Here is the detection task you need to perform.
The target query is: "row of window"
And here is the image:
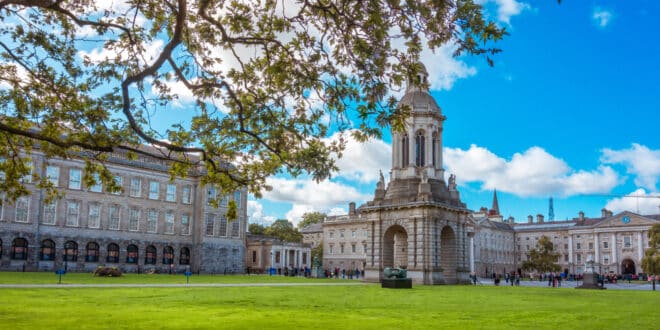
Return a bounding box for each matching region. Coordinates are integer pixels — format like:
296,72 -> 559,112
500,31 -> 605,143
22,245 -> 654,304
327,229 -> 367,239
328,243 -> 367,254
204,213 -> 241,237
400,131 -> 440,167
1,198 -> 192,235
2,238 -> 191,265
20,164 -> 244,208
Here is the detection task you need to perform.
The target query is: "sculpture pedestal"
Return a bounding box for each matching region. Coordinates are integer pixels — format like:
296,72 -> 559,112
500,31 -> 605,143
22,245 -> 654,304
576,273 -> 605,290
381,278 -> 412,289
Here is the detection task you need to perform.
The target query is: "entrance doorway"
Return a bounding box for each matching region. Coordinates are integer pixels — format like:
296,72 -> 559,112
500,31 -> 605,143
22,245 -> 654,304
621,259 -> 636,275
383,225 -> 408,269
440,225 -> 457,283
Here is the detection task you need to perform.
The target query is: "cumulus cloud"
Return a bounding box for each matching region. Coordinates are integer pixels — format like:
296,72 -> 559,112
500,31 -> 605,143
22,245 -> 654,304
420,44 -> 477,92
605,188 -> 660,215
444,144 -> 620,197
592,8 -> 614,28
601,143 -> 660,190
494,0 -> 531,24
247,200 -> 276,225
326,132 -> 391,183
262,177 -> 371,225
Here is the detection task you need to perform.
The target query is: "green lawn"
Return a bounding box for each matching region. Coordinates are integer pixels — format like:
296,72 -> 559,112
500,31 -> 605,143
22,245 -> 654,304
0,273 -> 656,329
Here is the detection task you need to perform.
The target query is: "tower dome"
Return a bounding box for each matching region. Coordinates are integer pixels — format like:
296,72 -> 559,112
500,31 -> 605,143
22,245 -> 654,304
399,63 -> 442,115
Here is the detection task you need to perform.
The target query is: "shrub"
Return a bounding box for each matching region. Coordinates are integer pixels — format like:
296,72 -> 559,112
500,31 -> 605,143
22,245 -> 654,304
94,266 -> 123,277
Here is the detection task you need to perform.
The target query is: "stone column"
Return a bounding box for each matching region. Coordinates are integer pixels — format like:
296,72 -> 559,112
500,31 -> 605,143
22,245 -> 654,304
611,233 -> 617,272
469,234 -> 475,273
568,235 -> 573,264
637,232 -> 643,261
594,234 -> 600,264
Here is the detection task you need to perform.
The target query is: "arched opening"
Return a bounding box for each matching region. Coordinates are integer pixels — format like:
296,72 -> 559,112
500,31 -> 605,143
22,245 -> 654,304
621,259 -> 636,275
432,131 -> 438,167
441,226 -> 457,284
145,245 -> 156,265
179,247 -> 190,265
64,240 -> 78,262
401,134 -> 409,167
86,242 -> 99,262
106,243 -> 119,263
11,237 -> 28,260
415,130 -> 425,167
40,239 -> 55,261
382,225 -> 408,269
126,244 -> 138,264
163,246 -> 174,265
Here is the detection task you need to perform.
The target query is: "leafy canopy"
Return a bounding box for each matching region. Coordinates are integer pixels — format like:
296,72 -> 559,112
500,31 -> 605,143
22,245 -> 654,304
641,223 -> 660,275
0,0 -> 506,202
521,235 -> 561,274
297,211 -> 326,229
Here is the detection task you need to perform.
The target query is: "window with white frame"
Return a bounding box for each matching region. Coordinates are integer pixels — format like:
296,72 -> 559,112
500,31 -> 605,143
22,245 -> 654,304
181,214 -> 190,235
340,244 -> 345,253
220,194 -> 229,207
88,203 -> 101,228
351,230 -> 356,238
165,211 -> 174,234
21,161 -> 32,183
129,208 -> 140,231
68,168 -> 82,189
576,242 -> 581,250
329,244 -> 333,254
233,191 -> 241,208
65,200 -> 80,227
603,241 -> 609,249
166,184 -> 176,202
15,196 -> 29,222
623,236 -> 632,248
218,216 -> 228,237
231,218 -> 240,237
108,205 -> 120,230
182,185 -> 192,204
129,178 -> 141,197
46,166 -> 59,186
147,209 -> 158,233
576,254 -> 582,263
112,175 -> 122,195
205,214 -> 215,236
42,200 -> 57,225
207,186 -> 216,205
89,173 -> 102,192
603,254 -> 610,264
351,244 -> 356,253
148,181 -> 159,200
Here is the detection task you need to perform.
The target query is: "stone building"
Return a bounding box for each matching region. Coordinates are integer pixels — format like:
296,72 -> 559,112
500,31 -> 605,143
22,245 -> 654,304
300,222 -> 323,249
245,234 -> 311,274
0,147 -> 247,274
320,65 -> 473,285
514,209 -> 659,276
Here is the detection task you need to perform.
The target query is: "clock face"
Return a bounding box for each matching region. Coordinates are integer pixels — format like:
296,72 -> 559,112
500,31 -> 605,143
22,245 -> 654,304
621,216 -> 631,224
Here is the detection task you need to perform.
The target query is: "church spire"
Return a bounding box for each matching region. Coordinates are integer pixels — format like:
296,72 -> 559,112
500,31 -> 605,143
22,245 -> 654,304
490,189 -> 500,216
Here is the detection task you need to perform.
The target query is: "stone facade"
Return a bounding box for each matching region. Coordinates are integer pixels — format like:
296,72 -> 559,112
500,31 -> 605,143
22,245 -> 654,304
245,235 -> 311,273
0,148 -> 247,274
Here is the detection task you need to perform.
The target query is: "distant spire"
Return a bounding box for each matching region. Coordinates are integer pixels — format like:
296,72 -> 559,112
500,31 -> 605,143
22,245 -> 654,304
548,197 -> 555,221
490,189 -> 500,216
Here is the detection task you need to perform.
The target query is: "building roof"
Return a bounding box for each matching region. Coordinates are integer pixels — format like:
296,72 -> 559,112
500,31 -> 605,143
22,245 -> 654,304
300,222 -> 323,233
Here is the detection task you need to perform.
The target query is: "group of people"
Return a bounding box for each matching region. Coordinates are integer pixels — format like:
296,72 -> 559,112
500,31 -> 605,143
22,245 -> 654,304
324,267 -> 363,279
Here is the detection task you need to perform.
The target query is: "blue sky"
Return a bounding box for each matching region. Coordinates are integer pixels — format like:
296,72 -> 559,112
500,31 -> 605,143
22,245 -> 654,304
248,0 -> 660,225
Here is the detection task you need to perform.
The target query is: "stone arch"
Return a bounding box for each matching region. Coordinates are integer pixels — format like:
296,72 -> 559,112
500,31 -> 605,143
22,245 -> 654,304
415,130 -> 426,167
621,258 -> 636,275
382,225 -> 408,269
441,225 -> 457,284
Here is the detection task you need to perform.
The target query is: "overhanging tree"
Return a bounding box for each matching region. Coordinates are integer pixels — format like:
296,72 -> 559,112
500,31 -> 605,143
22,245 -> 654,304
641,223 -> 660,291
522,235 -> 561,275
297,211 -> 326,229
0,0 -> 507,209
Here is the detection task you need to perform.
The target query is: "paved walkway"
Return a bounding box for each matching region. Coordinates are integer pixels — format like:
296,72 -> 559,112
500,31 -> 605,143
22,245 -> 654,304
0,282 -> 367,289
475,278 -> 658,291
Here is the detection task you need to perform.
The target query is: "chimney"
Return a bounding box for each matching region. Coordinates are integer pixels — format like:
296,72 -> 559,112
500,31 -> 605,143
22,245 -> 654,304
607,210 -> 613,217
507,216 -> 514,224
537,214 -> 544,223
349,202 -> 356,215
578,211 -> 585,221
527,215 -> 533,224
601,208 -> 609,218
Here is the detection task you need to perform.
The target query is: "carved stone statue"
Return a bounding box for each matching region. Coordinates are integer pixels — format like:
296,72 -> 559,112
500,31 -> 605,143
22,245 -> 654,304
448,174 -> 457,190
377,170 -> 385,190
420,170 -> 428,184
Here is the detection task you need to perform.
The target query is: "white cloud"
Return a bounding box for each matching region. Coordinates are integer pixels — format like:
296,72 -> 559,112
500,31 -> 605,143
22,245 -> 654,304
605,188 -> 660,215
592,8 -> 613,28
261,177 -> 371,225
78,39 -> 164,66
420,44 -> 477,91
247,200 -> 276,225
601,143 -> 660,190
494,0 -> 530,24
444,144 -> 620,197
326,132 -> 391,183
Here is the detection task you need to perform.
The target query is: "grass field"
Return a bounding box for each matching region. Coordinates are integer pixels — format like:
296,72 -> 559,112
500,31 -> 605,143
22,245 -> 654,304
0,273 -> 657,329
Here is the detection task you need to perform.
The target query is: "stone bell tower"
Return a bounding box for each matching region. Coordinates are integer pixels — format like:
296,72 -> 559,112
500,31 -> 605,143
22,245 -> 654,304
363,63 -> 471,285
